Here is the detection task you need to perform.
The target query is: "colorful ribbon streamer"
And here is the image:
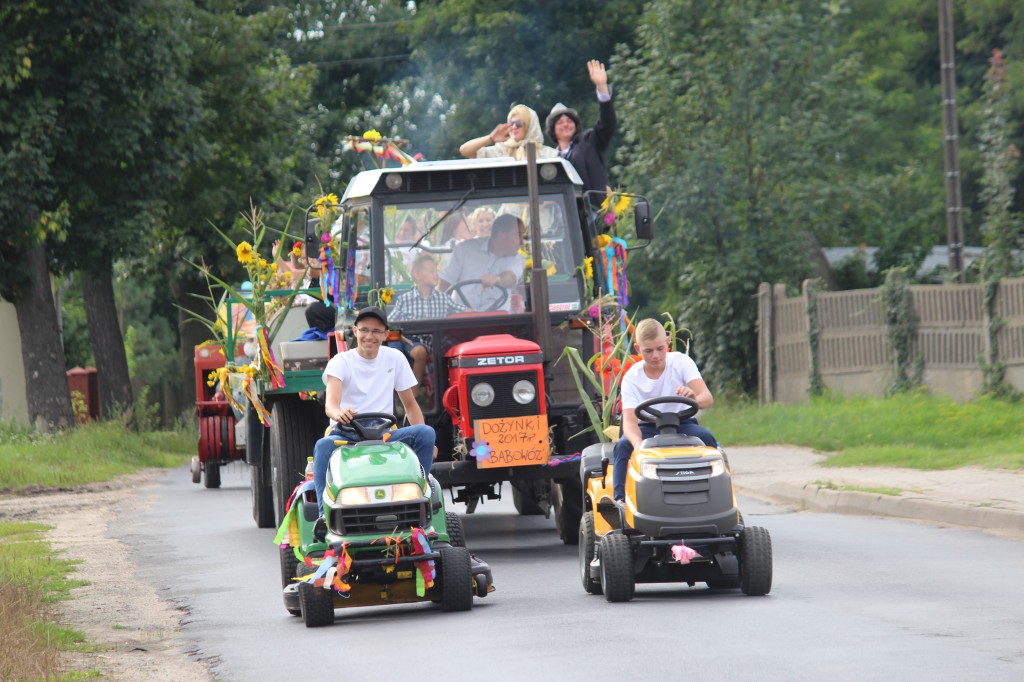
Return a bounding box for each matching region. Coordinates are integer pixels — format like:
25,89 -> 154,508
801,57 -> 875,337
256,326 -> 285,390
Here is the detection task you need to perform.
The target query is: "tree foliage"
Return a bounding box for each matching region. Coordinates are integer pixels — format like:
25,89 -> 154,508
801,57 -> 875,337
406,0 -> 646,158
613,0 -> 875,395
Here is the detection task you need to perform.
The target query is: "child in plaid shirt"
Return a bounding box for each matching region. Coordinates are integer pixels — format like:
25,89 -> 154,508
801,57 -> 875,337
388,253 -> 467,382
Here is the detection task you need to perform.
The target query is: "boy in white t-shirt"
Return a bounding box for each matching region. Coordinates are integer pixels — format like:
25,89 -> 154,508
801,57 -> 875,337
613,318 -> 717,501
311,306 -> 436,510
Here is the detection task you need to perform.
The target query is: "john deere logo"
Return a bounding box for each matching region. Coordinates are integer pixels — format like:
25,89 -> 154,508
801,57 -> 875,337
374,489 -> 386,500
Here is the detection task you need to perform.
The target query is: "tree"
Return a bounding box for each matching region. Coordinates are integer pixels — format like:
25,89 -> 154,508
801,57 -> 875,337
613,0 -> 875,395
406,0 -> 646,158
36,0 -> 200,424
156,2 -> 319,409
1,2 -> 74,430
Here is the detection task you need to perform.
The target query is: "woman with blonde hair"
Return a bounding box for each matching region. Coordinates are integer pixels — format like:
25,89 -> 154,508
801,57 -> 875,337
459,104 -> 558,161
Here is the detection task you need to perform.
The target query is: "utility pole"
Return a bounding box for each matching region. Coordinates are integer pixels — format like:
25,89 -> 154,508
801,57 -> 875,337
938,0 -> 965,283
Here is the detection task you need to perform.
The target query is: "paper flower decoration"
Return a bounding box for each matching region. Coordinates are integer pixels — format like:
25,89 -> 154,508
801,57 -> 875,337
470,439 -> 493,462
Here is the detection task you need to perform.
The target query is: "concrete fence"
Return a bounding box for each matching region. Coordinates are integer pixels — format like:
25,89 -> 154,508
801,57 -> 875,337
757,278 -> 1024,403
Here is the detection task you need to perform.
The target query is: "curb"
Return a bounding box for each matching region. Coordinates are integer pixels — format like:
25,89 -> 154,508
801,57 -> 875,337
737,482 -> 1024,536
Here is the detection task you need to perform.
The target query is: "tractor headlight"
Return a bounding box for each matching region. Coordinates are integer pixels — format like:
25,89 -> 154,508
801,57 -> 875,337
512,379 -> 536,404
471,382 -> 495,407
338,482 -> 425,506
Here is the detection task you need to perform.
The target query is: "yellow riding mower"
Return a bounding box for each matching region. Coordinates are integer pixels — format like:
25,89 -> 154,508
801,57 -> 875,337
579,396 -> 772,602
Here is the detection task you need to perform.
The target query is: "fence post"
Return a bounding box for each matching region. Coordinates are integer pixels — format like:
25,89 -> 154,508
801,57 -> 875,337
757,282 -> 774,404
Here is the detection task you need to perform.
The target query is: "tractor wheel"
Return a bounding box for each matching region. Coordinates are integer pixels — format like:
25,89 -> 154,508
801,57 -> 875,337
270,398 -> 325,527
251,436 -> 275,528
739,526 -> 773,596
280,546 -> 300,589
203,462 -> 221,489
438,545 -> 474,612
553,477 -> 582,546
445,511 -> 465,548
190,456 -> 201,484
296,563 -> 335,627
579,511 -> 602,595
599,534 -> 635,603
511,480 -> 545,516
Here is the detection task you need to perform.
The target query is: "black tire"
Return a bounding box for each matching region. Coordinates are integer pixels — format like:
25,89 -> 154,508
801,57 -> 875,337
599,534 -> 635,603
203,462 -> 221,489
739,526 -> 773,596
297,563 -> 335,627
280,546 -> 300,589
553,477 -> 582,546
511,480 -> 545,516
579,511 -> 602,595
270,398 -> 325,526
438,545 -> 474,612
251,435 -> 275,528
445,511 -> 465,548
190,456 -> 201,484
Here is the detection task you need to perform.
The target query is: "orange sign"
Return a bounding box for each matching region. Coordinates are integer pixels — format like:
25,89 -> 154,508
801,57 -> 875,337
473,415 -> 550,469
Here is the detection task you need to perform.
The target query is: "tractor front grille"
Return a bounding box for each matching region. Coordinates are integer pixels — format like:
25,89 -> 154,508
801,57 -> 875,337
329,501 -> 428,536
656,460 -> 714,504
467,371 -> 540,421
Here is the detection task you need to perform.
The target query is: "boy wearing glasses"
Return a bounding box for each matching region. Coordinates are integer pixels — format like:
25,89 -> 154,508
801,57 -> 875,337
311,306 -> 436,510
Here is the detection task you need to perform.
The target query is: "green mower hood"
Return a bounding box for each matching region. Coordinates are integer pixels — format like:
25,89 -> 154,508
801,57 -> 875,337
325,441 -> 425,496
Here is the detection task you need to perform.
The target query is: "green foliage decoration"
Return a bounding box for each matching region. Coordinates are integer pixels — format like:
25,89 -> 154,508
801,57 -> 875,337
805,279 -> 825,397
879,267 -> 923,395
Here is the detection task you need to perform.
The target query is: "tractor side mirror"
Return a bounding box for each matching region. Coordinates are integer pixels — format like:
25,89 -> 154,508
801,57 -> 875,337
634,200 -> 653,241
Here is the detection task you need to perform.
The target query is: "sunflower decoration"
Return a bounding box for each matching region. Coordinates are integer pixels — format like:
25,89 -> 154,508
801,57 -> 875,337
597,190 -> 635,234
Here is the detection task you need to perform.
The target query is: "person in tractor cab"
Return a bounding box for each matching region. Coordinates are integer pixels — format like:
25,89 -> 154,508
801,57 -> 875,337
612,318 -> 717,502
388,253 -> 466,383
311,306 -> 436,510
437,214 -> 526,312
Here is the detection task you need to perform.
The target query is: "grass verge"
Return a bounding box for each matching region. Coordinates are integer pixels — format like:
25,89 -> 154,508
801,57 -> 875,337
701,392 -> 1024,470
0,522 -> 90,681
0,419 -> 193,491
0,419 -> 192,678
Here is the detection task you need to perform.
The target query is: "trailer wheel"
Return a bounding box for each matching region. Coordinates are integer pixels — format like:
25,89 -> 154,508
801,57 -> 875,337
203,462 -> 221,489
739,526 -> 773,596
438,546 -> 473,612
251,437 -> 275,528
599,534 -> 635,603
511,480 -> 545,515
445,511 -> 465,548
270,398 -> 325,526
579,511 -> 602,595
553,477 -> 582,546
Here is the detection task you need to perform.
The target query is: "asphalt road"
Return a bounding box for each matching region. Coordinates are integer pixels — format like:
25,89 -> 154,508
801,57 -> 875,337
119,463 -> 1024,681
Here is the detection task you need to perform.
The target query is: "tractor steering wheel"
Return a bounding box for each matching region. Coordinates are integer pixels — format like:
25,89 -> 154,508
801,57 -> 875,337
447,278 -> 509,312
346,412 -> 399,442
634,396 -> 699,433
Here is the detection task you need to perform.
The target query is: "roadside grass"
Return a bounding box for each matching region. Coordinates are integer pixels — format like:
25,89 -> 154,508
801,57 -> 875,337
0,419 -> 192,679
0,419 -> 193,491
702,392 -> 1024,470
813,480 -> 903,496
0,521 -> 91,681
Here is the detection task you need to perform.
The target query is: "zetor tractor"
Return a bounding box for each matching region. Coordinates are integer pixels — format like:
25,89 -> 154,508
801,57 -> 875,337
281,154 -> 655,545
277,413 -> 493,627
579,396 -> 773,602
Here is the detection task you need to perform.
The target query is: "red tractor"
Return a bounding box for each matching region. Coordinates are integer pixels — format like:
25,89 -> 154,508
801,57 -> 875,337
191,342 -> 246,488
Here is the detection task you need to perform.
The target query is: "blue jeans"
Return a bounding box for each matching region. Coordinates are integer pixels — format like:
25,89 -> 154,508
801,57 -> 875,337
313,423 -> 435,510
612,418 -> 717,501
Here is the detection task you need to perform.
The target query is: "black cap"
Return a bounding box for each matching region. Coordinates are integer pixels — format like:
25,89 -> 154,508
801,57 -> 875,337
355,306 -> 388,328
